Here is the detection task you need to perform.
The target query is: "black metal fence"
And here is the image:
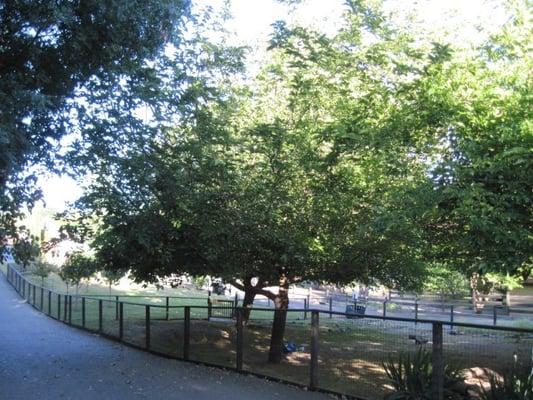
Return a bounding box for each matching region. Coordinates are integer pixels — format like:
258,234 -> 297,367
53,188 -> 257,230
4,264 -> 533,400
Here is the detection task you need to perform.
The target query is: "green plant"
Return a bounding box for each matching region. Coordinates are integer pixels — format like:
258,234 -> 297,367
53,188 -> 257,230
31,259 -> 56,286
191,276 -> 208,290
60,253 -> 97,295
382,349 -> 465,399
481,353 -> 533,400
387,303 -> 403,312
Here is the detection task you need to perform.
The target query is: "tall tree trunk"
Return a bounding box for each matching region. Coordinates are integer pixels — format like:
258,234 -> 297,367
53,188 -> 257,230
505,290 -> 511,307
242,286 -> 256,324
268,274 -> 289,364
471,272 -> 480,313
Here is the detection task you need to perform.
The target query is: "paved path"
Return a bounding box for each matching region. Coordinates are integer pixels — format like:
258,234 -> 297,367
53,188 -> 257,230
0,276 -> 330,400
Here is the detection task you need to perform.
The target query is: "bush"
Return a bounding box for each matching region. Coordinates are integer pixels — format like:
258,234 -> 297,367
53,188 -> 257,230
191,275 -> 208,290
481,353 -> 533,400
382,348 -> 465,400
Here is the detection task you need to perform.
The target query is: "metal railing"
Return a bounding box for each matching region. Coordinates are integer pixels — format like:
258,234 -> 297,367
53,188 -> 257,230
4,264 -> 533,400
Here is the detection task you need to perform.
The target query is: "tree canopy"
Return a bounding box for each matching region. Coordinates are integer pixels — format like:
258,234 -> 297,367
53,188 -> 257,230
3,0 -> 531,362
0,0 -> 192,245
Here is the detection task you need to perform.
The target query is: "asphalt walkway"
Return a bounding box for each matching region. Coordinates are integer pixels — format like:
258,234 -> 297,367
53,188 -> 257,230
0,275 -> 330,400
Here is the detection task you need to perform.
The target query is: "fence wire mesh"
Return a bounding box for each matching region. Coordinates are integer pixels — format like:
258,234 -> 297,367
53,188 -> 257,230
4,265 -> 533,400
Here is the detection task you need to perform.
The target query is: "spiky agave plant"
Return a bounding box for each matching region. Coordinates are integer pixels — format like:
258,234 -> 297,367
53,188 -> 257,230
382,348 -> 465,400
482,350 -> 533,400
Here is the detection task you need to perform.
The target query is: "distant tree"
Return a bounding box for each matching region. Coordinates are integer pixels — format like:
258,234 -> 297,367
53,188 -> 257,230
426,3 -> 532,310
423,264 -> 470,298
60,252 -> 97,295
100,269 -> 124,296
31,258 -> 56,286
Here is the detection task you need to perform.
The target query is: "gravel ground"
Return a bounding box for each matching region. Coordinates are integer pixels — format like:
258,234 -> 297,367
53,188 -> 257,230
0,276 -> 331,400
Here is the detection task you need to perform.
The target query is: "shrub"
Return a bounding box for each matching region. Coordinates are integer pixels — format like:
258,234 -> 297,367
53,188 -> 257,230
382,348 -> 465,400
481,353 -> 533,400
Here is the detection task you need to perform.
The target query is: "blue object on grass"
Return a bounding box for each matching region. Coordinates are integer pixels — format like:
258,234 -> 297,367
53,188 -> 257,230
282,341 -> 297,353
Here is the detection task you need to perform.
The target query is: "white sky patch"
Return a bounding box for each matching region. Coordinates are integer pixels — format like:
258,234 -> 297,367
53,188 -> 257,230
40,175 -> 82,211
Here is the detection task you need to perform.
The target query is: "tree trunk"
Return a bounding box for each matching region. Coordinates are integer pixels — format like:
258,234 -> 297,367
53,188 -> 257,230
268,274 -> 289,364
242,287 -> 256,324
471,272 -> 480,313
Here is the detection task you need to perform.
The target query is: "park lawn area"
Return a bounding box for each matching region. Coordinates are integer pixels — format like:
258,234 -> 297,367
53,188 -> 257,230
56,295 -> 533,400
21,267 -> 212,298
9,264 -> 533,399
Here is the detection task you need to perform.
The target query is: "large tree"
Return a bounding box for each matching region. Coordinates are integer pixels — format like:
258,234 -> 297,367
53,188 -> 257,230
0,0 -> 191,246
66,1 -> 445,363
423,3 -> 532,309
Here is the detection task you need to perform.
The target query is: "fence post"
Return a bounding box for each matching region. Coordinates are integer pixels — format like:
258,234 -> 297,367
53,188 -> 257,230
383,300 -> 387,317
165,297 -> 169,321
68,295 -> 72,324
57,293 -> 61,319
119,302 -> 124,340
183,306 -> 190,360
146,305 -> 151,350
415,301 -> 419,325
115,296 -> 119,320
304,298 -> 308,320
82,297 -> 86,328
40,287 -> 44,311
431,322 -> 444,400
329,296 -> 333,319
450,305 -> 454,332
64,295 -> 68,321
207,295 -> 212,321
493,307 -> 497,326
236,307 -> 243,371
48,291 -> 51,315
99,299 -> 103,333
310,310 -> 319,390
32,284 -> 36,306
234,292 -> 238,308
22,280 -> 25,298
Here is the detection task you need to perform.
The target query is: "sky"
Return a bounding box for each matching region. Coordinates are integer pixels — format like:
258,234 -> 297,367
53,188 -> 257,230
39,0 -> 509,211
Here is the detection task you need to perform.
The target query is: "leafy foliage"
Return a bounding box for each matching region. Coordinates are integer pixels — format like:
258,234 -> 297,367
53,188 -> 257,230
99,268 -> 125,295
481,353 -> 533,400
423,264 -> 470,297
59,252 -> 97,293
31,258 -> 56,285
0,0 -> 192,245
12,232 -> 40,269
382,349 -> 465,400
427,3 -> 532,281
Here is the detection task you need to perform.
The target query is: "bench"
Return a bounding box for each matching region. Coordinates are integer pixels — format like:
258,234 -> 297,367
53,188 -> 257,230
345,304 -> 366,318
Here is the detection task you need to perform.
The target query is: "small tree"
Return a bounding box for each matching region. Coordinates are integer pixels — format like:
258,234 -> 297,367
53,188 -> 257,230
101,269 -> 124,295
31,259 -> 56,286
60,253 -> 97,295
